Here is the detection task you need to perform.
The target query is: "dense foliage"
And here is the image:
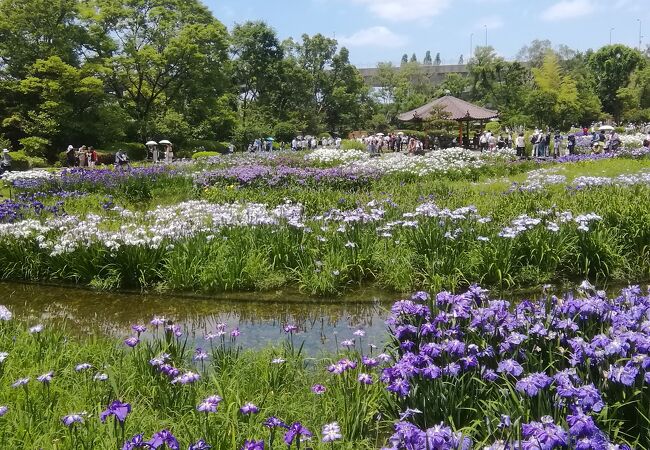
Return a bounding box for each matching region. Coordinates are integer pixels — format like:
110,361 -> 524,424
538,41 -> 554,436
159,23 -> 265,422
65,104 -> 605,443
0,0 -> 371,159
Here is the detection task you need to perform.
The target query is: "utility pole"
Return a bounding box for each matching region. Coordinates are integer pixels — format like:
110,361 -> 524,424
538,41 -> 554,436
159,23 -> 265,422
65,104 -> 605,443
609,27 -> 614,45
484,25 -> 488,47
638,19 -> 643,51
470,33 -> 473,60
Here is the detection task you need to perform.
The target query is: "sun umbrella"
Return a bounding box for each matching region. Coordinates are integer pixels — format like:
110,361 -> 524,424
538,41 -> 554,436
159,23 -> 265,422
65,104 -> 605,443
145,141 -> 158,146
599,125 -> 614,132
159,140 -> 171,145
266,137 -> 275,141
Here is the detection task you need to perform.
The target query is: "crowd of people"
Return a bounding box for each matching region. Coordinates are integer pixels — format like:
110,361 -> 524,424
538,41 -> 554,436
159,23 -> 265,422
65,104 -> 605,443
65,145 -> 99,168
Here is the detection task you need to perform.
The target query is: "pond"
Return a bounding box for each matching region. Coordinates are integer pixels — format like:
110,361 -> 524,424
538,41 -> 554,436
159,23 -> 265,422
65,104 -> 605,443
0,282 -> 397,353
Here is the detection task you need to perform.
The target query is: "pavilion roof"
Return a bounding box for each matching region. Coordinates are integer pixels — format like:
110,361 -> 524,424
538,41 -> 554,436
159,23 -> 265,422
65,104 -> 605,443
397,95 -> 499,122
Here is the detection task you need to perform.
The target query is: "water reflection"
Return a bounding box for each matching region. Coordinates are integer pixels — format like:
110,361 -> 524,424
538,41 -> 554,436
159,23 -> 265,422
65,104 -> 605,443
0,282 -> 396,353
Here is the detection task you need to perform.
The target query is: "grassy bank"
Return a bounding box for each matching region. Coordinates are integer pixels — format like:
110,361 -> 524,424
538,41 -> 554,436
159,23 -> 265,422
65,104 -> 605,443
1,153 -> 649,296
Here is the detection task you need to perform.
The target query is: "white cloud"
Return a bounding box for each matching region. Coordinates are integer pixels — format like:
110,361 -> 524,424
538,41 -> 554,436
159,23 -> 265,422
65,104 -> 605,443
351,0 -> 451,21
338,26 -> 408,48
476,15 -> 504,30
541,0 -> 594,21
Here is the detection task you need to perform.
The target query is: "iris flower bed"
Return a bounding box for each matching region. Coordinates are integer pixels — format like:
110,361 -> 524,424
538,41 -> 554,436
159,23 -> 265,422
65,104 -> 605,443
383,283 -> 650,449
0,180 -> 648,294
0,283 -> 648,448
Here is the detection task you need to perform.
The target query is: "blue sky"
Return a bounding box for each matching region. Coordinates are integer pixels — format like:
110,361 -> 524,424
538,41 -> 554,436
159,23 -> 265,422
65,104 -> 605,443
206,0 -> 649,67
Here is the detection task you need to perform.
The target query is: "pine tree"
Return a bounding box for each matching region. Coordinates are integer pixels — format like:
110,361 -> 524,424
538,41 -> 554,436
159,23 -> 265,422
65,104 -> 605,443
423,51 -> 432,65
410,53 -> 417,63
434,52 -> 441,65
401,54 -> 408,66
458,54 -> 464,64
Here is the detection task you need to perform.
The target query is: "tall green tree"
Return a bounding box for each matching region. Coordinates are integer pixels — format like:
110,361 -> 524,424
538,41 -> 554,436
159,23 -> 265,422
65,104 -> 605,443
231,21 -> 284,123
0,0 -> 84,78
401,54 -> 408,66
84,0 -> 232,141
423,51 -> 432,65
467,46 -> 505,105
434,53 -> 441,66
530,51 -> 580,129
589,44 -> 645,120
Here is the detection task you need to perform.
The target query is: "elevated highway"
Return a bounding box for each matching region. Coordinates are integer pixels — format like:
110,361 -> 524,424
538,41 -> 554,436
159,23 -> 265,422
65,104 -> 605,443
358,64 -> 469,87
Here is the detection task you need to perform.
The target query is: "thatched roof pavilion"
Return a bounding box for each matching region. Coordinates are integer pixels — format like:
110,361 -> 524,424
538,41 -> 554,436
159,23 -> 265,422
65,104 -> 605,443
398,95 -> 498,148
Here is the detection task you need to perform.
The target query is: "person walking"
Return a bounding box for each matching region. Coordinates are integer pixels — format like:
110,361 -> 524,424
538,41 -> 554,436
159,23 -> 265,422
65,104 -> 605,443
531,132 -> 540,158
515,133 -> 526,159
567,134 -> 576,155
88,146 -> 98,167
66,145 -> 76,167
115,149 -> 131,170
0,149 -> 12,175
553,132 -> 563,158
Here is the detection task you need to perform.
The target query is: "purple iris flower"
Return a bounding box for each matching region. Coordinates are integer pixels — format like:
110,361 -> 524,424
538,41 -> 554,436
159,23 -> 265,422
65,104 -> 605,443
75,363 -> 92,372
311,384 -> 326,394
0,406 -> 7,417
131,324 -> 146,334
358,373 -> 373,384
12,377 -> 30,388
516,372 -> 552,397
387,378 -> 410,397
147,429 -> 179,449
482,369 -> 498,381
171,371 -> 200,385
100,400 -> 131,423
283,324 -> 298,333
240,403 -> 260,415
522,416 -> 568,449
362,356 -> 378,367
241,440 -> 264,450
197,395 -> 223,413
37,371 -> 54,384
62,414 -> 84,427
263,416 -> 288,429
124,337 -> 139,348
575,384 -> 604,412
498,415 -> 511,429
284,422 -> 312,446
194,348 -> 209,361
188,440 -> 211,450
497,359 -> 524,377
122,433 -> 146,450
607,364 -> 638,386
567,412 -> 600,438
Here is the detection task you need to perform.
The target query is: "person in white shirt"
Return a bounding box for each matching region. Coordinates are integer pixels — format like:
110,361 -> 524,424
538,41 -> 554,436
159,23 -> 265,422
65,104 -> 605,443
515,133 -> 526,159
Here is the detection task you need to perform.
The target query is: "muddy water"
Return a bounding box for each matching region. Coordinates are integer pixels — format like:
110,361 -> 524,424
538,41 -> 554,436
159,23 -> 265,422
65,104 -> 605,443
0,282 -> 396,353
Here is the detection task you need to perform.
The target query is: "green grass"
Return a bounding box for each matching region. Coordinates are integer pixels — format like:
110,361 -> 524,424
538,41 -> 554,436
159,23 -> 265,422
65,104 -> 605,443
0,320 -> 391,449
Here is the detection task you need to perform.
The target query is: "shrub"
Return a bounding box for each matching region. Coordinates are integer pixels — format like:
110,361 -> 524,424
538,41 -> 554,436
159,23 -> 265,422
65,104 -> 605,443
8,151 -> 47,171
342,140 -> 365,151
185,140 -> 229,154
19,136 -> 50,158
484,121 -> 502,134
192,151 -> 221,159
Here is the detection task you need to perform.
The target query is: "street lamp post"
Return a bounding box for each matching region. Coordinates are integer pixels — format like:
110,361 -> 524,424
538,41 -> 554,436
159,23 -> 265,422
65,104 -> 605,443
638,19 -> 643,51
470,33 -> 473,59
484,25 -> 488,46
609,27 -> 614,45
